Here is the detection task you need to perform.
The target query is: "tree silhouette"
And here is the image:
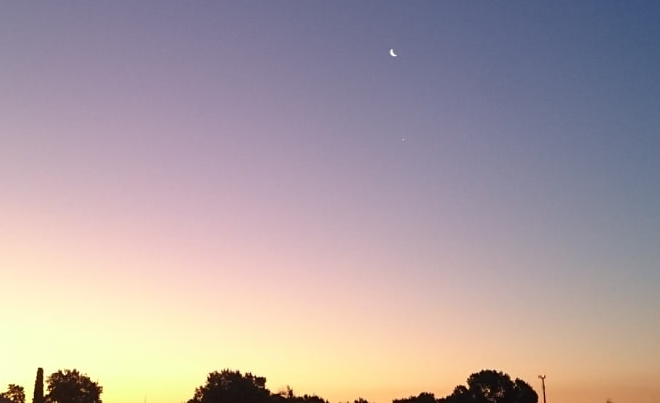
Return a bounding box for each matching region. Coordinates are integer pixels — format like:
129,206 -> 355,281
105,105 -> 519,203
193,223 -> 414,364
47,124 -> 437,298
512,379 -> 537,403
188,370 -> 271,403
33,368 -> 44,403
438,370 -> 537,403
394,392 -> 437,403
466,370 -> 515,403
297,395 -> 327,403
0,384 -> 25,403
276,386 -> 295,400
278,393 -> 327,403
45,370 -> 102,403
440,386 -> 470,403
271,385 -> 327,403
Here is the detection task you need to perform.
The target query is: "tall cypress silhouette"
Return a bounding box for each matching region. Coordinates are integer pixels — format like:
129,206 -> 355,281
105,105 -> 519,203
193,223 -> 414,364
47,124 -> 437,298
32,368 -> 43,403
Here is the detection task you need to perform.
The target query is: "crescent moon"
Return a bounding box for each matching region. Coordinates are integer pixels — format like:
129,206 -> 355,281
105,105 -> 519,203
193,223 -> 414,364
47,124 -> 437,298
389,48 -> 397,57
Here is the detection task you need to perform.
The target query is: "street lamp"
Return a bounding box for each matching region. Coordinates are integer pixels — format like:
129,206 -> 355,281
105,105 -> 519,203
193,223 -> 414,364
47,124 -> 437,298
538,375 -> 547,403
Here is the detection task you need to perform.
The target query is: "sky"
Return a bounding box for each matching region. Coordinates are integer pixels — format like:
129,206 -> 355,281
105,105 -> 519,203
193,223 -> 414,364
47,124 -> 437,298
1,1 -> 659,403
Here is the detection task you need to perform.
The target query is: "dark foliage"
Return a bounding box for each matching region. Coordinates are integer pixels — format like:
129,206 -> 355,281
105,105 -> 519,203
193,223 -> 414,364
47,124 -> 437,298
45,370 -> 102,403
512,379 -> 537,403
438,386 -> 470,403
33,368 -> 44,403
274,393 -> 328,403
394,392 -> 437,403
0,384 -> 25,403
440,370 -> 537,403
187,369 -> 271,403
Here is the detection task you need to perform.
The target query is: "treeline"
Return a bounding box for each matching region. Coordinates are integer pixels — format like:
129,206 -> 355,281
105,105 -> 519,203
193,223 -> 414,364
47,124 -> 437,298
1,367 -> 537,403
0,369 -> 99,403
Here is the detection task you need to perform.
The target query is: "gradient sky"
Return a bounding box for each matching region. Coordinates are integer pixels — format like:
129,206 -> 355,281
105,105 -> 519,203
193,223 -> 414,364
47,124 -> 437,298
1,2 -> 659,403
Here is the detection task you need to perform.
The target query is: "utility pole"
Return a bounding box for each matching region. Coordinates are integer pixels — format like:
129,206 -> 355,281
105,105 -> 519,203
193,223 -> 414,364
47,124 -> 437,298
538,375 -> 547,403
